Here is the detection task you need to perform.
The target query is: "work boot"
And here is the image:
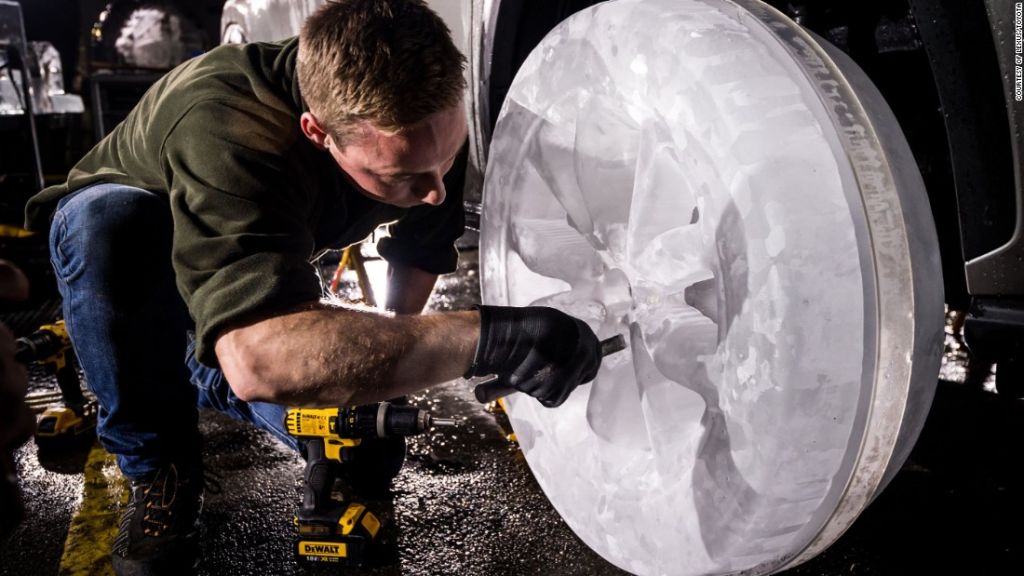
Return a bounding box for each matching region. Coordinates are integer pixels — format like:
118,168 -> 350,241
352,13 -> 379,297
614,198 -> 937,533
111,463 -> 204,576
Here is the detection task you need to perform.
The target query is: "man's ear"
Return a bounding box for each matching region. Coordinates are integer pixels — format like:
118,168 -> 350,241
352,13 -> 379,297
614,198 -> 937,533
300,112 -> 330,151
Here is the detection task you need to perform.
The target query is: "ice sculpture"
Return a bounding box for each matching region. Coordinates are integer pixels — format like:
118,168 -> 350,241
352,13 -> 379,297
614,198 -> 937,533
478,1 -> 944,575
113,6 -> 203,69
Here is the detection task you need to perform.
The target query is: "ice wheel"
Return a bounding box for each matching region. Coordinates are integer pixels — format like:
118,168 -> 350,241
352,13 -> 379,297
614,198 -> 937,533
479,1 -> 944,574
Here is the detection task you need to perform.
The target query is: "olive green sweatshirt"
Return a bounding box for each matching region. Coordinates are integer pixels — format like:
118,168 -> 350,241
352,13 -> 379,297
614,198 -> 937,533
25,38 -> 464,366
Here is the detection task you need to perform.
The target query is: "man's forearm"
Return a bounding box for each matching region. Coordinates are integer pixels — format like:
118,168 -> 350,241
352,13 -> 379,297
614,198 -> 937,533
215,304 -> 480,406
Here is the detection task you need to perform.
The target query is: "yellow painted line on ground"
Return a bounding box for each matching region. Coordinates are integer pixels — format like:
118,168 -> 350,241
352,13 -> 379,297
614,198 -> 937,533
58,442 -> 125,575
0,224 -> 36,238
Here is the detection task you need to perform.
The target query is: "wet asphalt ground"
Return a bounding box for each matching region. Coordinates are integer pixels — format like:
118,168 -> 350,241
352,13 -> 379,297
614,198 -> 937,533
2,238 -> 1023,575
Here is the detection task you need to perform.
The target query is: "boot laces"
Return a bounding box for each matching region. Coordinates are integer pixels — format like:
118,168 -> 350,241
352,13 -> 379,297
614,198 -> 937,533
112,463 -> 196,557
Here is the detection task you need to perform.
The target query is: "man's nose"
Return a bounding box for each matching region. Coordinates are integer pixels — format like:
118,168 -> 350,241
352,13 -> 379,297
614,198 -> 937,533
416,173 -> 446,206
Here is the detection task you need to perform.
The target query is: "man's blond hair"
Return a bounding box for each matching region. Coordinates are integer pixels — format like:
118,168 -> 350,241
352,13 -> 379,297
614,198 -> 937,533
297,0 -> 466,141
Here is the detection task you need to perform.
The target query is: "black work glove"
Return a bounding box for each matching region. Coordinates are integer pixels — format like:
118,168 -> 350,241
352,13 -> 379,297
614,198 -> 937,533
466,305 -> 601,407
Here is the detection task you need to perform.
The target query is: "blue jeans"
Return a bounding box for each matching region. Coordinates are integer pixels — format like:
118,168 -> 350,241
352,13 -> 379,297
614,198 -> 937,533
49,182 -> 297,480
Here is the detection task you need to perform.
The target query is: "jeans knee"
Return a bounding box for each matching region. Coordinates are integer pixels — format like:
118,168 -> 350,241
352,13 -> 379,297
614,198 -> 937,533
60,185 -> 169,243
51,184 -> 171,275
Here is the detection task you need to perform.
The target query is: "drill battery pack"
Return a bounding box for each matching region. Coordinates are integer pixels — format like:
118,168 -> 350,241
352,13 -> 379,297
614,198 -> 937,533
35,401 -> 98,445
294,501 -> 381,567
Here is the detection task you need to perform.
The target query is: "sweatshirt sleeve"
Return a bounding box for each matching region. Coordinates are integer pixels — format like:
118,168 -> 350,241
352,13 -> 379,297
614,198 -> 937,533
163,101 -> 323,367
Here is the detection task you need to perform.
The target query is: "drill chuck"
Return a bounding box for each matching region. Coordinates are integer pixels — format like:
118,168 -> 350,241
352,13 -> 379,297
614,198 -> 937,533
15,329 -> 66,364
337,402 -> 435,438
286,402 -> 453,441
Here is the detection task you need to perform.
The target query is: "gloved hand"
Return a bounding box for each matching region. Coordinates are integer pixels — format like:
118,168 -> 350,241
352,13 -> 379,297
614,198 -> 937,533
466,305 -> 601,407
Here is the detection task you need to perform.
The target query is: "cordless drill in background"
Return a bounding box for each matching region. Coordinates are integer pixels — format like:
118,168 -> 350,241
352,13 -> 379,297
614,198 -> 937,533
15,320 -> 97,444
285,402 -> 455,567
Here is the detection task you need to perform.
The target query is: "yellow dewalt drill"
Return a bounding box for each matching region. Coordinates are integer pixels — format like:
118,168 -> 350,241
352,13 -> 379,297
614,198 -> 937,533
284,402 -> 454,567
15,320 -> 97,443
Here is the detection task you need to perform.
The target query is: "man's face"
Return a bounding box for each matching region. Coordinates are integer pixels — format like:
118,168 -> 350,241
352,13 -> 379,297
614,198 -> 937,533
321,104 -> 466,208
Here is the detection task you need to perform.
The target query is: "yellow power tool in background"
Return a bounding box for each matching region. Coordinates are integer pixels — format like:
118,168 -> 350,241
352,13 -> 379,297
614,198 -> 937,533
15,320 -> 97,444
